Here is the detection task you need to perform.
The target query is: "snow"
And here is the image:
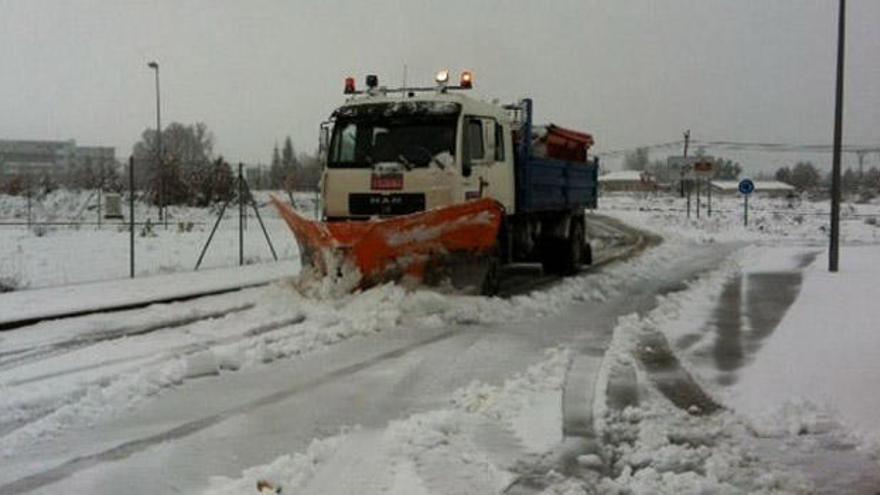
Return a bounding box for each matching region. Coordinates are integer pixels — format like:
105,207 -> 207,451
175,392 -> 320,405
732,246 -> 880,448
588,193 -> 880,492
0,189 -> 309,290
599,170 -> 648,182
1,240 -> 682,460
585,285 -> 814,494
600,192 -> 880,245
0,260 -> 298,326
384,209 -> 494,247
710,179 -> 794,192
203,347 -> 570,494
3,189 -> 880,493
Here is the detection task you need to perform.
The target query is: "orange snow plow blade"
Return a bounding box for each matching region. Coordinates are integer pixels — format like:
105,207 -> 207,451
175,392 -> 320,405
271,196 -> 504,292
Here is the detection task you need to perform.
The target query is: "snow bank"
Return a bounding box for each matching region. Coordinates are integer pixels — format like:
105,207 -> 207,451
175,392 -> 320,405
732,245 -> 880,454
583,264 -> 814,494
203,431 -> 352,495
203,347 -> 571,494
599,194 -> 880,246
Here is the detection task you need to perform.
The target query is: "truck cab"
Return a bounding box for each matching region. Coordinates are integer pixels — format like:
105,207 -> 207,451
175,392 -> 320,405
319,71 -> 598,277
321,78 -> 515,221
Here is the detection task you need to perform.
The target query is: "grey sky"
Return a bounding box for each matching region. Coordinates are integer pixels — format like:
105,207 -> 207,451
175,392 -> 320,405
1,0 -> 878,170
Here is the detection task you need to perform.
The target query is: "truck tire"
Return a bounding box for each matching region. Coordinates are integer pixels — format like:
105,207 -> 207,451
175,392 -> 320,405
582,241 -> 593,265
558,219 -> 584,276
481,255 -> 501,296
540,238 -> 562,275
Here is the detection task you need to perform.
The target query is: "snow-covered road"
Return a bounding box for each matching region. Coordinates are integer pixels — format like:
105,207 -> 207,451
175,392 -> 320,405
0,216 -> 738,494
4,194 -> 880,494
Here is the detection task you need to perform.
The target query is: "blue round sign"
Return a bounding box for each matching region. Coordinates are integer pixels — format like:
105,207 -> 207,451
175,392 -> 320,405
738,178 -> 755,195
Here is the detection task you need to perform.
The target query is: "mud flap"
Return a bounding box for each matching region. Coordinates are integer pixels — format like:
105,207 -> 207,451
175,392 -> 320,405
271,196 -> 504,292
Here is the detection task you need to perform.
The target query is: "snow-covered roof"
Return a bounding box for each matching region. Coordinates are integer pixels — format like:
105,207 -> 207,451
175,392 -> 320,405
599,170 -> 648,182
710,180 -> 795,191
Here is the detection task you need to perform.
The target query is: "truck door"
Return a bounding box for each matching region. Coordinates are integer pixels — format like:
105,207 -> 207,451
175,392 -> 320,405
461,117 -> 513,211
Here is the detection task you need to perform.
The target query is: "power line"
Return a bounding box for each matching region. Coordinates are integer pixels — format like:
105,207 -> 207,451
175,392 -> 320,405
593,141 -> 683,158
594,140 -> 880,157
693,140 -> 879,153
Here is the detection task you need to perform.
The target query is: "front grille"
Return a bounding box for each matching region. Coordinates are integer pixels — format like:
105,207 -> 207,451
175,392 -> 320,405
349,193 -> 425,216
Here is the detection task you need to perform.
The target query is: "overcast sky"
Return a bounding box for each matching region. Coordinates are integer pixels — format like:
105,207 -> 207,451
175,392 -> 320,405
1,0 -> 878,170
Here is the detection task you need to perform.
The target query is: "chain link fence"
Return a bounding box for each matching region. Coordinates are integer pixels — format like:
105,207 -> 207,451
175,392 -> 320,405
0,161 -> 317,292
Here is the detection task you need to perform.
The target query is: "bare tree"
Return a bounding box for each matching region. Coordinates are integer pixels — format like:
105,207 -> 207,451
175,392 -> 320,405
789,161 -> 821,191
623,147 -> 649,171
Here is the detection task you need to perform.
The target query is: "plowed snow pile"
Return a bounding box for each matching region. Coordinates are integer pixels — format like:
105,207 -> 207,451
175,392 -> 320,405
203,348 -> 571,494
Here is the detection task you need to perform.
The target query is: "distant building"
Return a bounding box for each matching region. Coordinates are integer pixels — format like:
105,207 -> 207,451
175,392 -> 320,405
0,139 -> 76,178
0,139 -> 115,180
74,146 -> 116,169
599,170 -> 657,192
709,180 -> 796,198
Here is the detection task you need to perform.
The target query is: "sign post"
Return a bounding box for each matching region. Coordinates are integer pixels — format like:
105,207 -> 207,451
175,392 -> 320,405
669,155 -> 715,220
692,159 -> 714,220
707,178 -> 712,217
738,178 -> 755,227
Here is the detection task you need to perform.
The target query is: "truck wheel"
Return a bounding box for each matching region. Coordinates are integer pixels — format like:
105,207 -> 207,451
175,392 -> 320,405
582,241 -> 593,265
481,256 -> 501,296
559,219 -> 584,276
540,238 -> 562,275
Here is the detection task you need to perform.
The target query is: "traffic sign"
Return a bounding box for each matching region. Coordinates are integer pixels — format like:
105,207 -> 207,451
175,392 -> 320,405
738,178 -> 755,195
668,155 -> 715,179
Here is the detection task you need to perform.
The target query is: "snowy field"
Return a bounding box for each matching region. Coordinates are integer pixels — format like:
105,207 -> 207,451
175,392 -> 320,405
0,190 -> 312,290
1,190 -> 879,494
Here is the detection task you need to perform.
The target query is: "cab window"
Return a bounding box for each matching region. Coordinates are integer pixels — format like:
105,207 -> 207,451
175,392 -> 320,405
466,119 -> 484,161
494,122 -> 505,161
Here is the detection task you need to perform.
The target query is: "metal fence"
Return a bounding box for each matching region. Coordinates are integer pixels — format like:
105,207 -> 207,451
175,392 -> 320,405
0,160 -> 316,292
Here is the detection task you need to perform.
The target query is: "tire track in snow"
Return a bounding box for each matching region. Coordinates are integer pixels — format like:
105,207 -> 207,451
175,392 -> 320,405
0,329 -> 460,495
0,303 -> 255,371
0,314 -> 305,443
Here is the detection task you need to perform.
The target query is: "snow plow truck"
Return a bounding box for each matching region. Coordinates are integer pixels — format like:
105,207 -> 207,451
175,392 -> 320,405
272,70 -> 599,295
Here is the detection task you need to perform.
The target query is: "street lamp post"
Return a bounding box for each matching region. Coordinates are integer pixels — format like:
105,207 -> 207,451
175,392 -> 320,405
829,0 -> 845,272
147,61 -> 165,227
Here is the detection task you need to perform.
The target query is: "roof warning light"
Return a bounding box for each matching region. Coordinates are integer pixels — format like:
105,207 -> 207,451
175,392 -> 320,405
460,71 -> 473,89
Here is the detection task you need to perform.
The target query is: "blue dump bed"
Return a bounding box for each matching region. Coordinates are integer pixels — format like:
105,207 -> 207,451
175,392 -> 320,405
513,99 -> 599,214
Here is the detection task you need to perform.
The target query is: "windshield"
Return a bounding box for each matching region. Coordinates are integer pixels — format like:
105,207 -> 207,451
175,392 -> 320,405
328,102 -> 459,169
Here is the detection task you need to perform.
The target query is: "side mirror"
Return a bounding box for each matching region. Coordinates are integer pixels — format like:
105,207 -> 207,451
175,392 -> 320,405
318,122 -> 331,160
461,119 -> 472,177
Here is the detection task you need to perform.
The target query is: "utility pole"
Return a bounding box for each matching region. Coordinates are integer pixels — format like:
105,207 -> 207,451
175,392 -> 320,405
683,130 -> 691,216
147,61 -> 165,228
239,162 -> 244,266
680,130 -> 690,198
856,150 -> 866,181
26,174 -> 32,229
829,0 -> 846,273
707,177 -> 712,217
129,156 -> 136,279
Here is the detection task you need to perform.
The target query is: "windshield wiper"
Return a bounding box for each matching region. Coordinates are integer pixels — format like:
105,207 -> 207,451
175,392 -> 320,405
397,154 -> 414,171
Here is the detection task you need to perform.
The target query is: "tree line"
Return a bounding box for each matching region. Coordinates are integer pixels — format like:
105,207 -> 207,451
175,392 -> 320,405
773,161 -> 880,197
620,146 -> 880,199
125,123 -> 321,206
1,122 -> 323,203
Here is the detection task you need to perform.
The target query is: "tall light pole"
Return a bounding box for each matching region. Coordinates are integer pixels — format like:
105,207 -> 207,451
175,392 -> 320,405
829,0 -> 846,272
147,61 -> 164,226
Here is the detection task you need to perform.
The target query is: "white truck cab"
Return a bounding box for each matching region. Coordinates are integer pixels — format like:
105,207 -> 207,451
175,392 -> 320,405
320,73 -> 516,220
316,71 -> 598,276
